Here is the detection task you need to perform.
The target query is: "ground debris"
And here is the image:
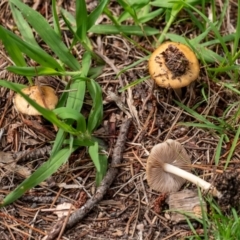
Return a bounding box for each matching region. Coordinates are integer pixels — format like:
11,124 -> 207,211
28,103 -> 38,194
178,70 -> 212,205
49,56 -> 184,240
166,189 -> 207,223
215,170 -> 240,211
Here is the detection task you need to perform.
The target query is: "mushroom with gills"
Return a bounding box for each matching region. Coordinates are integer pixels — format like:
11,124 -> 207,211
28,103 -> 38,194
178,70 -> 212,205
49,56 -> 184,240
13,85 -> 58,115
146,139 -> 222,198
148,42 -> 200,98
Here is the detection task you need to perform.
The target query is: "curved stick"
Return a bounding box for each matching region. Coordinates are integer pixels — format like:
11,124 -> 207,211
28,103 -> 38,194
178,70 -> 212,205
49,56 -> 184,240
45,118 -> 132,240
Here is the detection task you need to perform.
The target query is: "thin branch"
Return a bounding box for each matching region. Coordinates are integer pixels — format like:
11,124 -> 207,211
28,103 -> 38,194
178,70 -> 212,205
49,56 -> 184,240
44,117 -> 132,240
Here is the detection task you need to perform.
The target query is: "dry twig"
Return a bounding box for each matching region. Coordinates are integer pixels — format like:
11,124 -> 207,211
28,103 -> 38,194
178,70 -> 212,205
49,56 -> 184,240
44,117 -> 132,240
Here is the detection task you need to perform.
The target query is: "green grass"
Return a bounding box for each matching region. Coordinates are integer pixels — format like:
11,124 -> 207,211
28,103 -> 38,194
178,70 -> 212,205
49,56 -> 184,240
185,198 -> 240,239
0,0 -> 108,206
0,0 -> 240,238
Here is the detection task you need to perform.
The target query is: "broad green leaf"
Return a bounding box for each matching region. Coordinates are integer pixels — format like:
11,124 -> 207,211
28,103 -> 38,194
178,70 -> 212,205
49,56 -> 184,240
0,27 -> 26,67
10,0 -> 80,71
64,138 -> 94,147
0,80 -> 26,90
89,142 -> 108,186
7,66 -> 82,77
81,51 -> 92,77
89,24 -> 159,36
0,26 -> 63,70
95,153 -> 108,186
0,147 -> 75,206
10,3 -> 38,46
75,0 -> 87,41
7,66 -> 61,76
66,77 -> 86,112
54,107 -> 86,132
87,79 -> 103,133
89,141 -> 100,172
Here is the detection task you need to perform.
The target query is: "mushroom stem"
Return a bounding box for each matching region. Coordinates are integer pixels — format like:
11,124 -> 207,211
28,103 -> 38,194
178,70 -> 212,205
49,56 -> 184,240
163,163 -> 222,198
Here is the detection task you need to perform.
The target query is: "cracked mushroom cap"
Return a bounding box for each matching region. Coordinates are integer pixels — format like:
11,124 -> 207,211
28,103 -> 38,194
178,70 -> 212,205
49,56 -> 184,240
13,85 -> 58,116
146,139 -> 191,193
149,42 -> 200,89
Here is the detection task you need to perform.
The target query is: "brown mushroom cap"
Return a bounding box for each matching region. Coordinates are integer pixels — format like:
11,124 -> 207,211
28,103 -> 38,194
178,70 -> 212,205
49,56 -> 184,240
13,85 -> 58,116
146,139 -> 191,193
149,42 -> 200,89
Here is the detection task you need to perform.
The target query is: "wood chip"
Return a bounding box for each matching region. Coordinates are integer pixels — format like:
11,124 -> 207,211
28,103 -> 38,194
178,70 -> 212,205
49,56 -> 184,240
166,189 -> 207,223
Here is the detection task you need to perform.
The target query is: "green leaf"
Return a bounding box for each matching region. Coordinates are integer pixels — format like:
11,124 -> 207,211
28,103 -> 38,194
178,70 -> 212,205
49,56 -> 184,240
81,51 -> 92,77
157,2 -> 183,44
10,0 -> 80,71
10,3 -> 39,46
117,0 -> 139,24
66,77 -> 86,112
7,66 -> 61,76
50,129 -> 67,157
89,142 -> 101,172
87,0 -> 108,29
151,0 -> 202,8
0,147 -> 75,206
65,138 -> 94,147
165,33 -> 224,63
0,80 -> 80,135
89,24 -> 159,36
75,0 -> 87,42
52,0 -> 61,36
139,8 -> 163,23
89,142 -> 108,186
175,100 -> 224,133
95,153 -> 108,186
0,81 -> 26,90
0,27 -> 26,67
87,79 -> 103,133
54,107 -> 86,132
0,26 -> 63,70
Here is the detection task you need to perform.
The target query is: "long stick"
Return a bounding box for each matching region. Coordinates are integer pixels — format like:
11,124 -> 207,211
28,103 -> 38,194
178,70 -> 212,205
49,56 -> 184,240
45,117 -> 132,240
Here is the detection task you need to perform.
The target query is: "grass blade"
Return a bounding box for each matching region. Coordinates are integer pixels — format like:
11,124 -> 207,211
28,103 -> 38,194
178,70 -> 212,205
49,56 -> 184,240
0,147 -> 75,206
10,3 -> 38,46
10,0 -> 80,71
1,26 -> 63,70
52,0 -> 61,36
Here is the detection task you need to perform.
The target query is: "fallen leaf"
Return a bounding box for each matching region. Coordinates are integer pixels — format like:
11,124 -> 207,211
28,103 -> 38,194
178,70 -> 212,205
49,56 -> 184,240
53,203 -> 76,219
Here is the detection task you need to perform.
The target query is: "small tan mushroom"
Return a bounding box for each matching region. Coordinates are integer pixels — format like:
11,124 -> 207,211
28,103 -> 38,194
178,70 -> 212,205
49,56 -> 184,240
13,85 -> 58,115
148,42 -> 200,97
146,139 -> 222,198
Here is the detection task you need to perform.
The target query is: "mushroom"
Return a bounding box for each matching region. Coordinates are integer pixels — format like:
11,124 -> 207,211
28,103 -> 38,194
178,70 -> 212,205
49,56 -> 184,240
148,41 -> 200,97
146,139 -> 222,198
13,85 -> 58,115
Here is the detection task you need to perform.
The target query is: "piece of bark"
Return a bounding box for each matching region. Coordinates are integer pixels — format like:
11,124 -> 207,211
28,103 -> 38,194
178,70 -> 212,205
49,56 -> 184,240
44,117 -> 132,240
166,189 -> 207,223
